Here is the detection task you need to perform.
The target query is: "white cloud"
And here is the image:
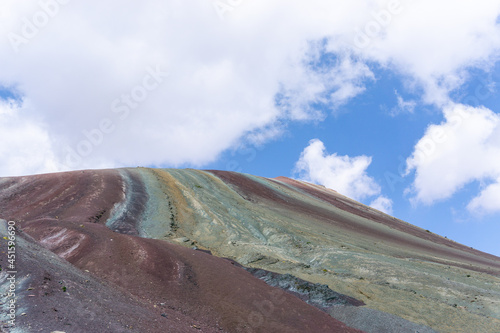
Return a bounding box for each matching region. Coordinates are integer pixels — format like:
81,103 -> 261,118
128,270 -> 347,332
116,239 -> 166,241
370,196 -> 393,215
0,1 -> 381,175
350,0 -> 500,105
390,90 -> 416,116
0,99 -> 61,176
276,48 -> 374,120
468,179 -> 500,214
0,1 -> 499,176
294,139 -> 381,201
405,103 -> 500,214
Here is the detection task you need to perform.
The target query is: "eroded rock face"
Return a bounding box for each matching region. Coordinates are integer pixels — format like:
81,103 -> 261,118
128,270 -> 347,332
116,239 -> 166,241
1,168 -> 500,333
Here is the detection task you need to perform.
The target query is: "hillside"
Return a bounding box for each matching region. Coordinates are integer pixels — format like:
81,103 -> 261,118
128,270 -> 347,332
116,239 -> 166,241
1,168 -> 499,332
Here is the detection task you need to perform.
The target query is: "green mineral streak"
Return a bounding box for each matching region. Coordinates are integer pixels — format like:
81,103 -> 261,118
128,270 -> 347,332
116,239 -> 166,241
135,168 -> 176,239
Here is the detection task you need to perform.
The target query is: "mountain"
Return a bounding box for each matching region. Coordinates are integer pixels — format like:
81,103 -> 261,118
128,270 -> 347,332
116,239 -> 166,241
0,168 -> 499,332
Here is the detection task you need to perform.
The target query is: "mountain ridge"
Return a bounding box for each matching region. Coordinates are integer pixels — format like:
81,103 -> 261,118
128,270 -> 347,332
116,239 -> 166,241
1,168 -> 499,332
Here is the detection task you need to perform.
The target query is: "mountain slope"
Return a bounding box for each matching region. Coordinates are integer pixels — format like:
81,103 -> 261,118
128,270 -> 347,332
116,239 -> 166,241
1,168 -> 499,332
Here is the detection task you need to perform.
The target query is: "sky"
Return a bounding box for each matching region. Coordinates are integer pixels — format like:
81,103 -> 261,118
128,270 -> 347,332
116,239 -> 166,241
1,1 -> 500,256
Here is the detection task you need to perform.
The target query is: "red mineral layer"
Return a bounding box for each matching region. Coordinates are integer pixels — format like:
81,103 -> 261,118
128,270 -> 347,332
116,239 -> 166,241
0,169 -> 123,224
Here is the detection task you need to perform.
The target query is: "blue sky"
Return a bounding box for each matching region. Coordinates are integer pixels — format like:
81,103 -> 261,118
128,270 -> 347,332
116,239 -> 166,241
1,1 -> 500,256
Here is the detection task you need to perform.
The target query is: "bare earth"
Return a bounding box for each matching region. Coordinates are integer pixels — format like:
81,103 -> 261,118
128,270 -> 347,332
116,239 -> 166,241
0,168 -> 499,332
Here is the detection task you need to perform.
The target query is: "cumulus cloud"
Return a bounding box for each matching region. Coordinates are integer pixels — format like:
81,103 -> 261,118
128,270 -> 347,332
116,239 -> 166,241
0,1 -> 380,175
405,103 -> 500,214
468,180 -> 500,214
370,196 -> 394,215
294,139 -> 381,201
0,1 -> 499,176
350,0 -> 500,105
